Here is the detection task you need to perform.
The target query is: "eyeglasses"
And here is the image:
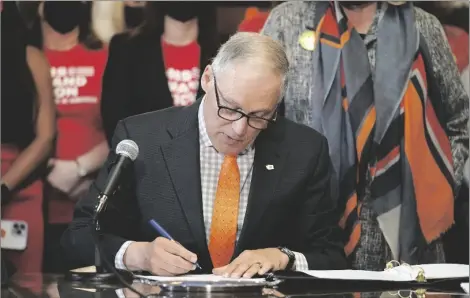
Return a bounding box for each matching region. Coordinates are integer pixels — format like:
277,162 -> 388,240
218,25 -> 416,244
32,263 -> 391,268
213,75 -> 277,130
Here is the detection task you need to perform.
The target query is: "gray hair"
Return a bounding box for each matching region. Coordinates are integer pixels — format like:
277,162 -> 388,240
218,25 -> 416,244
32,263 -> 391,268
211,32 -> 289,102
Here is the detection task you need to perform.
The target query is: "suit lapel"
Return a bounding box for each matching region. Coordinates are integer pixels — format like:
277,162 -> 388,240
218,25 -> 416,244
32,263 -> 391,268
235,125 -> 288,255
160,101 -> 209,260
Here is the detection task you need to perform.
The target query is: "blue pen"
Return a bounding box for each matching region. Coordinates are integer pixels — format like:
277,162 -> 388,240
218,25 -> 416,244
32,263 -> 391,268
148,219 -> 202,270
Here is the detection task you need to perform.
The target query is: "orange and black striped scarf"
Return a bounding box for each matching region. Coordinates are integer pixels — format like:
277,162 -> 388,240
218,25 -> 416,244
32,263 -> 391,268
310,1 -> 454,263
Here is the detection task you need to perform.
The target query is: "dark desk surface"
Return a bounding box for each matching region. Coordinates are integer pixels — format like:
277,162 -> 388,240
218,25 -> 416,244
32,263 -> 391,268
1,274 -> 468,298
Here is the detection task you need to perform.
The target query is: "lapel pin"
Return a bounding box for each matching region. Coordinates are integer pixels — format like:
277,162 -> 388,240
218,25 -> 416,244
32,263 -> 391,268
266,164 -> 274,170
299,30 -> 316,51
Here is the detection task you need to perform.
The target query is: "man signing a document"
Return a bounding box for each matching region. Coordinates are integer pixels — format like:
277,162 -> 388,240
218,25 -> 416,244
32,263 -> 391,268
62,32 -> 347,278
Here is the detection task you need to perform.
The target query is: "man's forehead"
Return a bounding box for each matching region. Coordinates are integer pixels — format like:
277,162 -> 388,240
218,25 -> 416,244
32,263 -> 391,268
216,63 -> 282,88
217,74 -> 281,98
216,74 -> 281,113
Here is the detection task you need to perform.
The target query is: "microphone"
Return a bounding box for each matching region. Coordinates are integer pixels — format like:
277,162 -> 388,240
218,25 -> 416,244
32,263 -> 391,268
67,139 -> 139,285
94,139 -> 139,216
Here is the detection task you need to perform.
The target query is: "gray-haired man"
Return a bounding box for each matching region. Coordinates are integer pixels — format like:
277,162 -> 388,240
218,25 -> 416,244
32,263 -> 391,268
62,32 -> 347,278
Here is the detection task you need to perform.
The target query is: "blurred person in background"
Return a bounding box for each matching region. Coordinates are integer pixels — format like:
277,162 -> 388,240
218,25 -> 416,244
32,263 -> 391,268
237,6 -> 271,33
1,1 -> 55,291
91,1 -> 146,45
263,1 -> 468,270
28,1 -> 109,273
100,1 -> 219,145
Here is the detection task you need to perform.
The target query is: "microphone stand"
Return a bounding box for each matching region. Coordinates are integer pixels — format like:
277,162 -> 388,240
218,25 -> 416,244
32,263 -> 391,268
65,192 -> 133,285
91,193 -> 110,278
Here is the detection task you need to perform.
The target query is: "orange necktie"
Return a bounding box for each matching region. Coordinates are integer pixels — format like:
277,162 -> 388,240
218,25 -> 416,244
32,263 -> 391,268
208,155 -> 240,268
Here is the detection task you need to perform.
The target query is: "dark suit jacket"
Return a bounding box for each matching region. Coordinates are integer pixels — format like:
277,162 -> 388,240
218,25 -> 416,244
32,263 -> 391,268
100,31 -> 218,146
62,100 -> 347,273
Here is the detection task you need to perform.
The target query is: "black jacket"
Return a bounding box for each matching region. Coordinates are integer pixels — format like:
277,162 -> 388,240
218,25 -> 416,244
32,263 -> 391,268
100,29 -> 218,145
62,100 -> 347,272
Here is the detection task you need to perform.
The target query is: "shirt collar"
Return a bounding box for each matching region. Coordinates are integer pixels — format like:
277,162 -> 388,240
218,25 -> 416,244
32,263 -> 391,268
198,97 -> 254,155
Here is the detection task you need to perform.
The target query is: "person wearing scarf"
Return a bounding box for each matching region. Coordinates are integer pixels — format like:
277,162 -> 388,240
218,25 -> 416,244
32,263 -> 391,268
262,1 -> 468,270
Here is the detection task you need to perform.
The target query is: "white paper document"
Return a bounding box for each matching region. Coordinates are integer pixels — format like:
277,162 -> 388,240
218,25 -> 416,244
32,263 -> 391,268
135,274 -> 267,284
461,282 -> 469,294
301,264 -> 469,282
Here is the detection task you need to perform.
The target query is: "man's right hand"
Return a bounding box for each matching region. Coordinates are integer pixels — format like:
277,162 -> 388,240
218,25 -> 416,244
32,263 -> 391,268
123,237 -> 198,276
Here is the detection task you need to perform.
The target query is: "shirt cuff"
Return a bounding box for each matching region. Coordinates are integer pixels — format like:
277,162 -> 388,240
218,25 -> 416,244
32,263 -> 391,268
292,251 -> 309,271
115,241 -> 134,270
115,289 -> 125,298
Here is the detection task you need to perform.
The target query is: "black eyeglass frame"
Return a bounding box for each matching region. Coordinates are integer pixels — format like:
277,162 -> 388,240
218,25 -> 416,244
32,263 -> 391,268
213,75 -> 278,130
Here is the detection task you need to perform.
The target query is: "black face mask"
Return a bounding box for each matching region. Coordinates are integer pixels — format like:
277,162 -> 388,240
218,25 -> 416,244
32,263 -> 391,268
338,1 -> 375,9
160,2 -> 200,22
43,2 -> 82,34
124,6 -> 144,29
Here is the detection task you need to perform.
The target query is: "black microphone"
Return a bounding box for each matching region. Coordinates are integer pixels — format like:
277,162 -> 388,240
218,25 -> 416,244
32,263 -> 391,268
94,139 -> 139,216
67,139 -> 139,285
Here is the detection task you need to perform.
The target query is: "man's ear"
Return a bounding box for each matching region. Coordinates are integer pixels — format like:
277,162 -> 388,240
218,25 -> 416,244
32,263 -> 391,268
200,65 -> 213,93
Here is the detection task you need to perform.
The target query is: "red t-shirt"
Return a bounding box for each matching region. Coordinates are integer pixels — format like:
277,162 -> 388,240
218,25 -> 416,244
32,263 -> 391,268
161,37 -> 200,106
45,44 -> 108,224
46,44 -> 108,159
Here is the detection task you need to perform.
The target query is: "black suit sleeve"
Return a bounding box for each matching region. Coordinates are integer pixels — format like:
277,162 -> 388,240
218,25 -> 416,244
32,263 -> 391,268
61,121 -> 142,268
101,34 -> 131,146
299,136 -> 348,270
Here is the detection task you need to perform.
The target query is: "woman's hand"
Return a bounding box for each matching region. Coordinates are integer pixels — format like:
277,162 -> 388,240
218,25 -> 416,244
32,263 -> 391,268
46,159 -> 82,194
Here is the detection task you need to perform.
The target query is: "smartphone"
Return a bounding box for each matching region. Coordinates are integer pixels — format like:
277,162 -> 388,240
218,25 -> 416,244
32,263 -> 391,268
1,220 -> 28,250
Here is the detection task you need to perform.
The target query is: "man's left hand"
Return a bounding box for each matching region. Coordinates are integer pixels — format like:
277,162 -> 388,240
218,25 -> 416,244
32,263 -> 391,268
212,248 -> 289,278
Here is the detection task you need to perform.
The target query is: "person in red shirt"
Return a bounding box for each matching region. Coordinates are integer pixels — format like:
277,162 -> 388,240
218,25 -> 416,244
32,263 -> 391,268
1,2 -> 55,292
238,7 -> 270,33
28,1 -> 109,273
100,2 -> 219,144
